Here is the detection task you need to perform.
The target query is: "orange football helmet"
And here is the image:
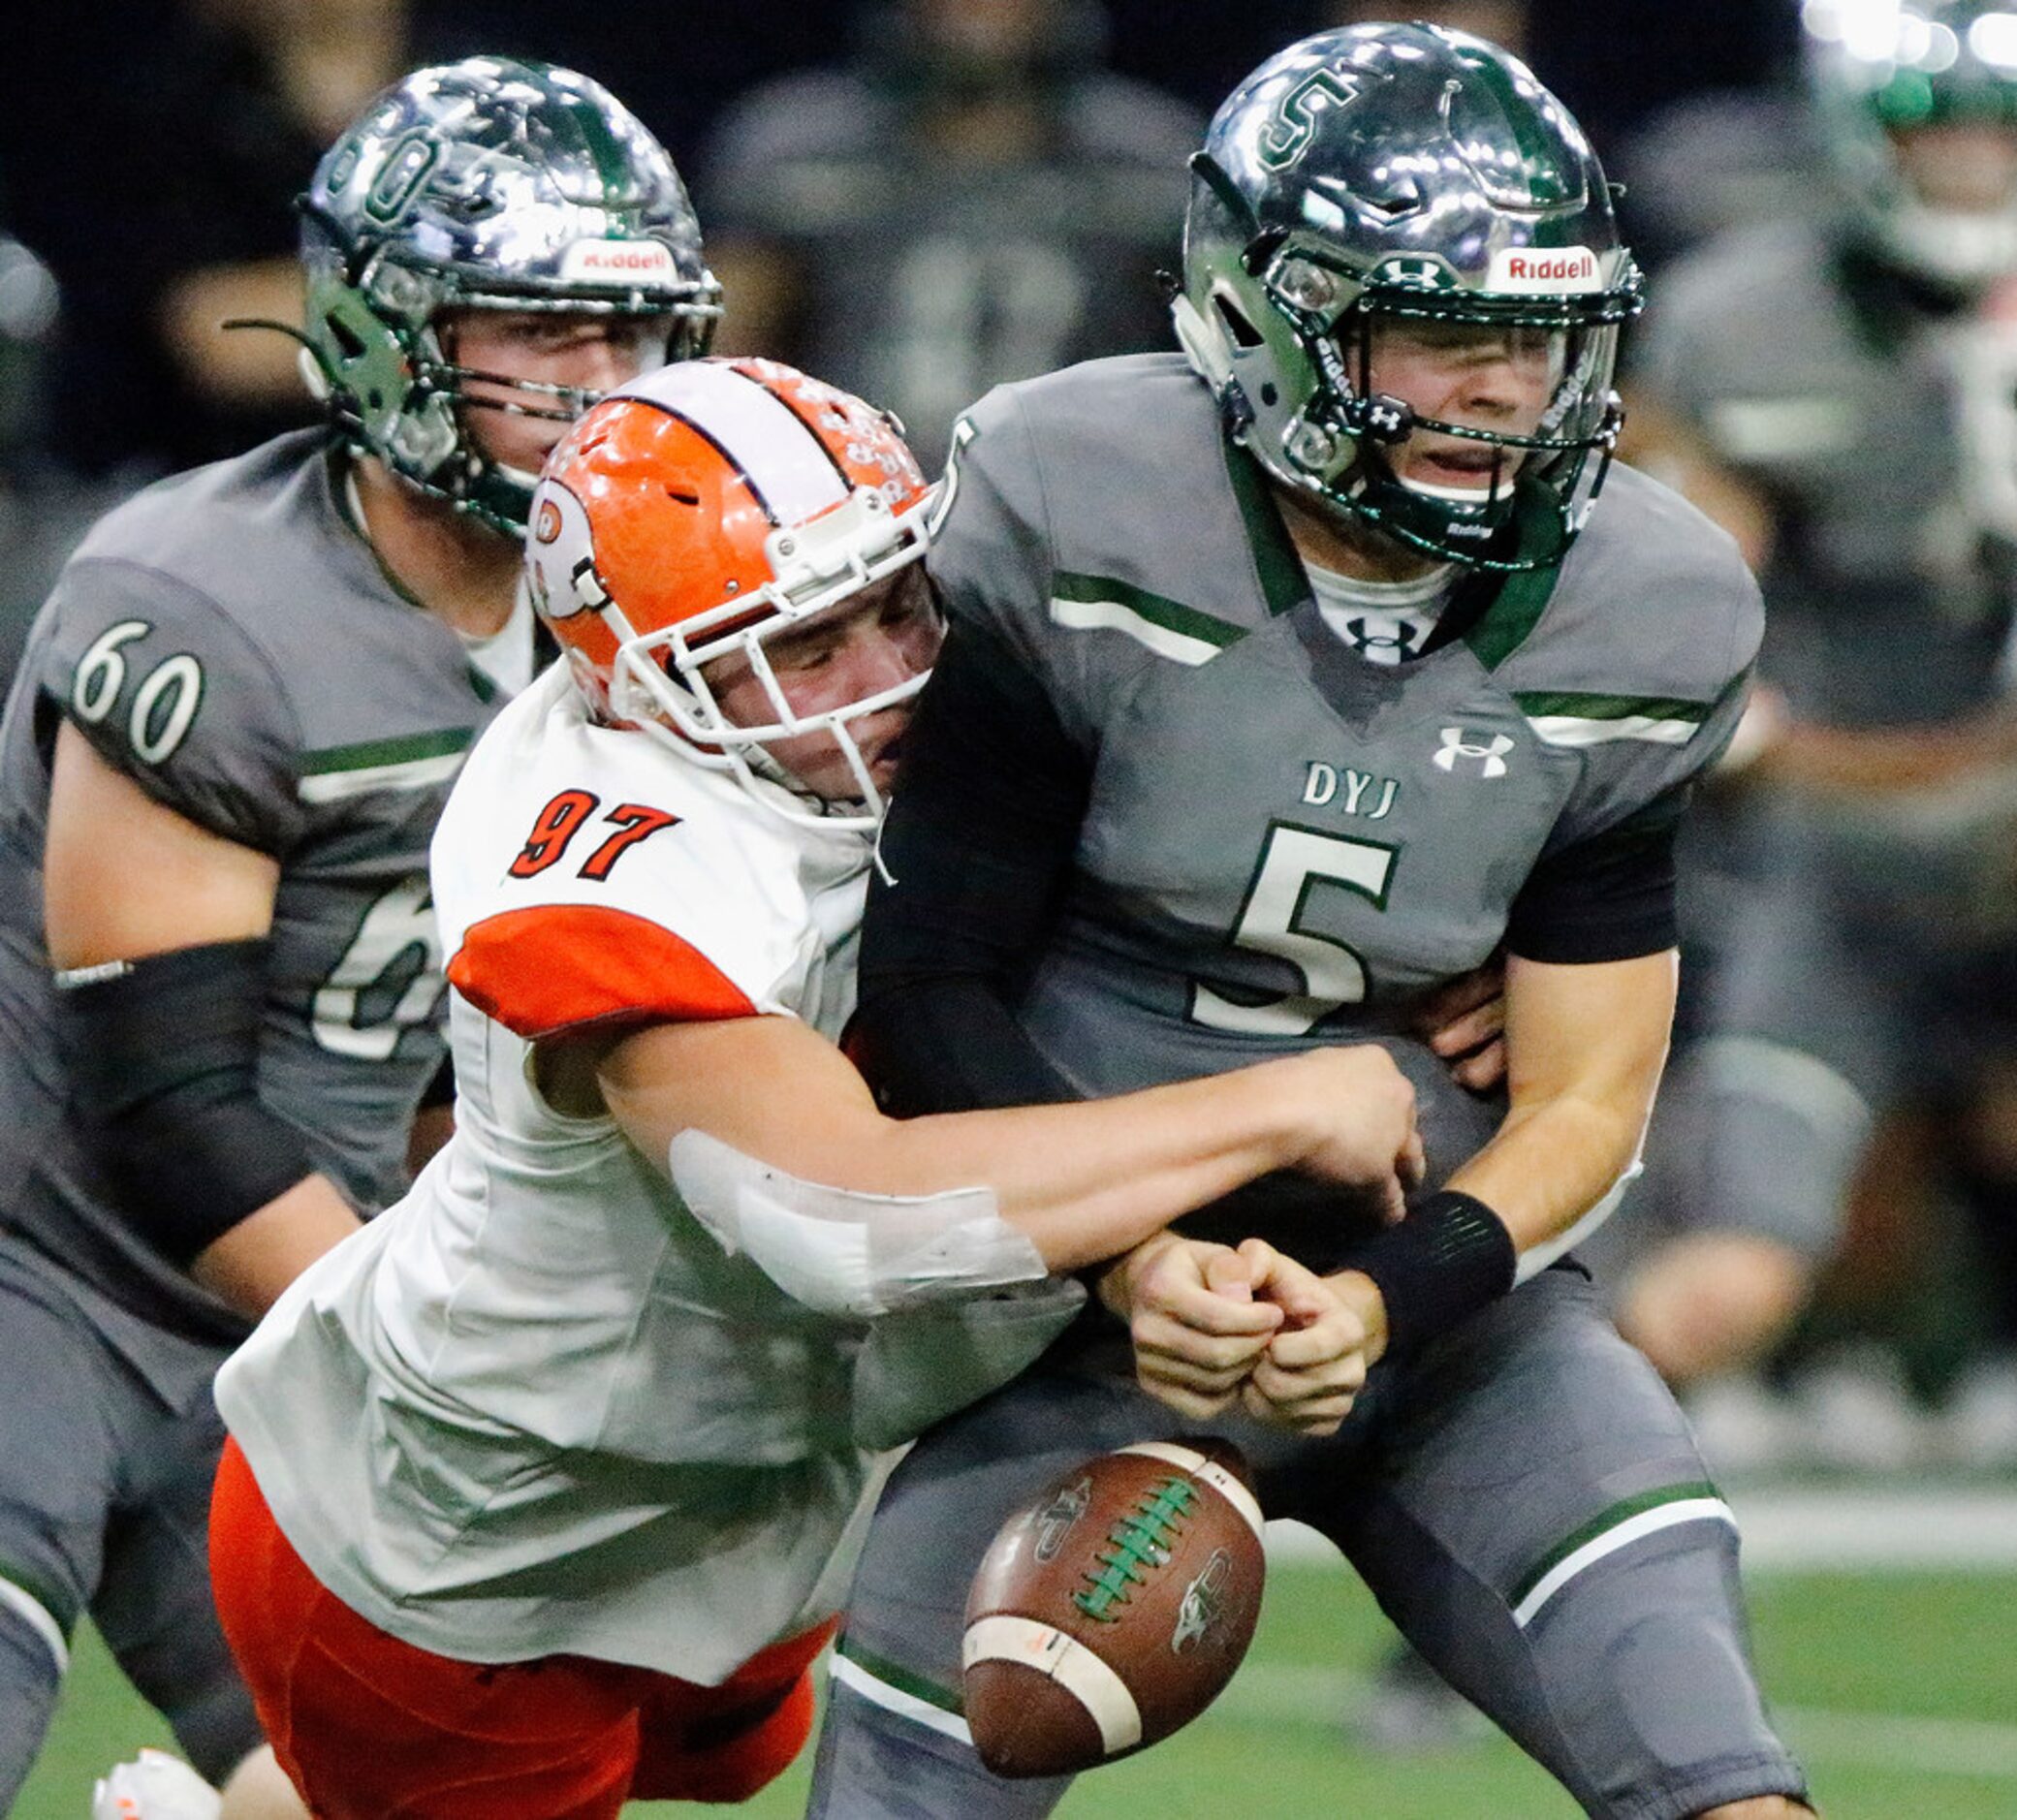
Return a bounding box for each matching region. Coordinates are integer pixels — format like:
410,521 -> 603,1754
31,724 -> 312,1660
524,357 -> 937,827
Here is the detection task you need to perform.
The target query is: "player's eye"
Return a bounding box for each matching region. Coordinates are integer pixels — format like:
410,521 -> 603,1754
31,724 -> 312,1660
508,319 -> 602,353
610,319 -> 675,361
770,633 -> 839,675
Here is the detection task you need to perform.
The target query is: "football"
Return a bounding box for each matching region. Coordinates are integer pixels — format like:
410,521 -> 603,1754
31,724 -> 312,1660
960,1437 -> 1267,1778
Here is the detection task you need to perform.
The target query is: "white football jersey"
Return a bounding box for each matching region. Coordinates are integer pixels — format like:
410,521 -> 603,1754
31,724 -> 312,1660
214,662 -> 888,1681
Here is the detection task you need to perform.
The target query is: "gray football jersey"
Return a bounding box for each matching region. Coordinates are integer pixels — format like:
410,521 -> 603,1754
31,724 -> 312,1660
926,355 -> 1758,1244
1634,217 -> 2016,728
0,430 -> 508,1390
703,69 -> 1196,468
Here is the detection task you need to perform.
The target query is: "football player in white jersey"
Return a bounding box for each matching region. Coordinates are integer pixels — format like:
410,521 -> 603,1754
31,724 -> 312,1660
12,57 -> 718,1820
205,356 -> 1424,1820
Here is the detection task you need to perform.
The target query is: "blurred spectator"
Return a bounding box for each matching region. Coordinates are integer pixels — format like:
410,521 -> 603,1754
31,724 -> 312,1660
699,0 -> 1199,465
1613,87 -> 1825,274
0,0 -> 407,480
0,229 -> 127,694
1608,0 -> 2017,1398
1322,0 -> 1529,54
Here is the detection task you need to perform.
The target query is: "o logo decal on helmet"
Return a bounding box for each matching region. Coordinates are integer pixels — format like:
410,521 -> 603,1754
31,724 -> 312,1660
362,130 -> 440,226
524,481 -> 607,620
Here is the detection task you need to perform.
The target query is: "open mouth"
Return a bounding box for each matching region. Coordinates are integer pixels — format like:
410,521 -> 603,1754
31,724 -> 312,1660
1402,440 -> 1517,500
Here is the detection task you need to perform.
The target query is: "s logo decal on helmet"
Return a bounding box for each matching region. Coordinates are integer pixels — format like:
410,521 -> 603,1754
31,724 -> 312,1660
1256,68 -> 1363,170
1174,25 -> 1644,571
529,359 -> 937,832
299,57 -> 721,534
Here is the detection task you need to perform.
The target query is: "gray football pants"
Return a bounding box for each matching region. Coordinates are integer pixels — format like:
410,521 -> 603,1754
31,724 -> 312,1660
808,1269 -> 1808,1820
0,1255 -> 259,1807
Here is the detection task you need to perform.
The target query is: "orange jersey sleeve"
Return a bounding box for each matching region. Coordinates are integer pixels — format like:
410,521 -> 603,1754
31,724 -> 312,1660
448,902 -> 758,1041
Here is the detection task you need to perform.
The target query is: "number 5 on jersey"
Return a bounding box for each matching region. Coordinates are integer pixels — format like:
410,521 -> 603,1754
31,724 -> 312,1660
510,791 -> 679,883
1191,822 -> 1397,1037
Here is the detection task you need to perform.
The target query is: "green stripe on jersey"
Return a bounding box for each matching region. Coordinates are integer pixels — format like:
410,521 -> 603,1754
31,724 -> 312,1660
1516,691 -> 1710,747
296,727 -> 475,802
1221,441 -> 1310,617
1462,540 -> 1560,670
836,1632 -> 964,1715
1510,1481 -> 1735,1628
1514,692 -> 1710,723
1050,572 -> 1245,666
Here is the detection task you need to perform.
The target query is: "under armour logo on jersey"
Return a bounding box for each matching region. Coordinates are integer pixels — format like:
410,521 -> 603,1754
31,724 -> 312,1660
1345,616 -> 1420,660
1434,727 -> 1514,777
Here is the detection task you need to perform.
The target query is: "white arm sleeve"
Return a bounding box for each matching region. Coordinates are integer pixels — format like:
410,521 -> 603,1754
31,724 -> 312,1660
669,1128 -> 1052,1319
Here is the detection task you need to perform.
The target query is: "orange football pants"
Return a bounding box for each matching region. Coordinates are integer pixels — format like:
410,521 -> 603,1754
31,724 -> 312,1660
209,1437 -> 833,1819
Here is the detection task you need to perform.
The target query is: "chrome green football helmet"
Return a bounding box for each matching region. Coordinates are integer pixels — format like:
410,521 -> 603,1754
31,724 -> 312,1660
1175,24 -> 1643,571
1805,0 -> 2017,288
300,57 -> 721,532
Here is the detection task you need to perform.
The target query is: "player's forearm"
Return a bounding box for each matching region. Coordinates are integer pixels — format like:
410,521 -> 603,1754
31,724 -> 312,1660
880,1063 -> 1327,1272
1315,1092 -> 1650,1368
1448,949 -> 1672,1255
601,1017 -> 1399,1277
1443,1092 -> 1651,1256
606,1009 -> 1417,1279
190,1175 -> 363,1318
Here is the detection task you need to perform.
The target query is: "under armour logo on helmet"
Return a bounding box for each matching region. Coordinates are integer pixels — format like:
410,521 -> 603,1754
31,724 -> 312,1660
1434,727 -> 1514,777
1344,392 -> 1413,444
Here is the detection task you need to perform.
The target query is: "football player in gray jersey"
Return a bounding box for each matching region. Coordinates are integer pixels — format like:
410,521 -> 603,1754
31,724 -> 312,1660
1609,0 -> 2017,1391
699,0 -> 1199,470
808,26 -> 1813,1820
0,56 -> 717,1819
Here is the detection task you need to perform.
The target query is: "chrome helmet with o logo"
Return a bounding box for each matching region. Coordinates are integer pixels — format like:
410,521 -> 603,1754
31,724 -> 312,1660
299,57 -> 721,532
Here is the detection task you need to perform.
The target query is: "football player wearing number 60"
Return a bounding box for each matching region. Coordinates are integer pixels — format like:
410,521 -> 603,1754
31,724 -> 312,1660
0,57 -> 720,1818
203,354 -> 1424,1818
807,24 -> 1814,1820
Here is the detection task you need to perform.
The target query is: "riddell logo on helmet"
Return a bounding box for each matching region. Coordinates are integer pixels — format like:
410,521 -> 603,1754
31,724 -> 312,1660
561,240 -> 676,280
1486,246 -> 1601,294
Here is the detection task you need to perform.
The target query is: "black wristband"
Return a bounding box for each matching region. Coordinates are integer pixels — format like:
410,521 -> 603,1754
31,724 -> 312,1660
1344,1190 -> 1517,1358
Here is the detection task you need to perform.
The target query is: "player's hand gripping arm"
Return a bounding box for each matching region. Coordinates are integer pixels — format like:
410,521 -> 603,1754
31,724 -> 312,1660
1098,1234 -> 1374,1435
585,1013 -> 1422,1288
1243,947 -> 1677,1412
44,724 -> 362,1317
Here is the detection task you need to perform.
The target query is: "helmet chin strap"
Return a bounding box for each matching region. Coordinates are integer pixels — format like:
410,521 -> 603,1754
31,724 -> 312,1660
1172,292 -> 1236,395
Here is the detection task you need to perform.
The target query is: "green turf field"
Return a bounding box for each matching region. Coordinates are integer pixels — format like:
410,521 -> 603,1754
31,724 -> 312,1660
18,1554 -> 2017,1819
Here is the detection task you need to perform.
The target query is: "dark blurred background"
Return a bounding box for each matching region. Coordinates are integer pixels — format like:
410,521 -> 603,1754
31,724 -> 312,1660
0,0 -> 1796,484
